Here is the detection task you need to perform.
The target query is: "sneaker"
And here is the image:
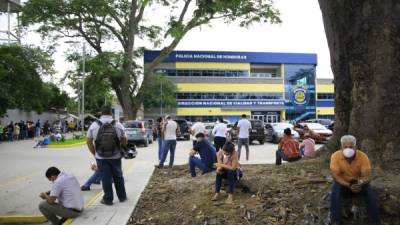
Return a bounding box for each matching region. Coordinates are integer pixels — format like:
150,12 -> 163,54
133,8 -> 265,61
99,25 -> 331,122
81,186 -> 90,191
211,193 -> 219,201
100,199 -> 113,206
225,194 -> 233,204
58,217 -> 68,225
119,197 -> 128,203
154,165 -> 164,169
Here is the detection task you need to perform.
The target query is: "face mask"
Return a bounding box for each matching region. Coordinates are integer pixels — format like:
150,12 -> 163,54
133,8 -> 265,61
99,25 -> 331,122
343,148 -> 355,158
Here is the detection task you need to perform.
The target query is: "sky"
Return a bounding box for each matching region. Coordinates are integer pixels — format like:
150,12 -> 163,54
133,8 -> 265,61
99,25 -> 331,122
0,0 -> 333,96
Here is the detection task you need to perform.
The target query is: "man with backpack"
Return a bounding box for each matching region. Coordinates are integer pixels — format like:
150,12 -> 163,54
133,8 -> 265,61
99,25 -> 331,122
86,105 -> 127,205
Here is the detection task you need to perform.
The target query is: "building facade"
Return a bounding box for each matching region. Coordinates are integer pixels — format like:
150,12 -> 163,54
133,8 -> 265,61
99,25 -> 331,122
144,50 -> 334,122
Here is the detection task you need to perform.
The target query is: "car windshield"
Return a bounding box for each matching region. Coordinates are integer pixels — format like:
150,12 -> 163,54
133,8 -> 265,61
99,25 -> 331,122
251,120 -> 263,127
306,123 -> 326,130
124,122 -> 143,128
272,123 -> 293,130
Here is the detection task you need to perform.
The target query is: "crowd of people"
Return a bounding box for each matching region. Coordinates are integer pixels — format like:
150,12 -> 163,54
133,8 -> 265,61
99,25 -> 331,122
33,109 -> 380,225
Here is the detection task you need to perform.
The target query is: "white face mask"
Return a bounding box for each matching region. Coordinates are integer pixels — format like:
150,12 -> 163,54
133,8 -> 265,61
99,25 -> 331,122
343,148 -> 355,158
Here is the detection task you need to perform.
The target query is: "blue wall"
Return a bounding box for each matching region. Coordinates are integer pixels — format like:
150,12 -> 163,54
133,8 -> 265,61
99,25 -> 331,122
144,50 -> 317,65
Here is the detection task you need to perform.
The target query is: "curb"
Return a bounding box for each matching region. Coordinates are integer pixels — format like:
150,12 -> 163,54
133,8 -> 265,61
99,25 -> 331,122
0,215 -> 47,224
47,141 -> 86,149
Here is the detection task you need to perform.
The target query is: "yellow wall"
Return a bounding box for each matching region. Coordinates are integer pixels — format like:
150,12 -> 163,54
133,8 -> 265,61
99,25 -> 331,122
316,107 -> 334,115
177,83 -> 284,93
177,108 -> 250,116
175,62 -> 250,70
316,84 -> 334,93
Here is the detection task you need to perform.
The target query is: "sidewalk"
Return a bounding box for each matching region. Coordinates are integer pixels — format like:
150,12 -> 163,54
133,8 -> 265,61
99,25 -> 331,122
70,160 -> 155,225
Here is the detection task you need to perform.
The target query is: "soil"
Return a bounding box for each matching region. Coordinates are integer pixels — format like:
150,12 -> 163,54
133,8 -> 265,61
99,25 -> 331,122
129,158 -> 400,225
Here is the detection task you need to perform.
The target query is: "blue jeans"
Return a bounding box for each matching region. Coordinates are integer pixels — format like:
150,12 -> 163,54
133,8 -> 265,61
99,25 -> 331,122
215,169 -> 242,193
330,182 -> 380,225
159,140 -> 177,168
96,158 -> 127,204
82,171 -> 102,188
7,132 -> 13,141
157,138 -> 163,161
275,150 -> 301,165
189,156 -> 212,177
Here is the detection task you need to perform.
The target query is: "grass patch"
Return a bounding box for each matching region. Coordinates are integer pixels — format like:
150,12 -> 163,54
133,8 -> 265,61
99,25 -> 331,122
48,137 -> 86,146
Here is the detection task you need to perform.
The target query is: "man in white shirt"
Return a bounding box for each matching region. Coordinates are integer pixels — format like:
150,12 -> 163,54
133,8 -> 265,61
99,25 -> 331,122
212,117 -> 227,152
157,115 -> 179,175
190,118 -> 206,146
39,167 -> 84,225
237,114 -> 252,160
86,105 -> 127,205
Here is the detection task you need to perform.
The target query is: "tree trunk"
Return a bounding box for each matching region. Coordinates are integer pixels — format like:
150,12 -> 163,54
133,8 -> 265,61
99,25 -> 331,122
319,0 -> 400,168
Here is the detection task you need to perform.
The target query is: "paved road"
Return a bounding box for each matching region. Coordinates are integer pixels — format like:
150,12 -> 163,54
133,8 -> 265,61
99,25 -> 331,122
0,137 -> 317,224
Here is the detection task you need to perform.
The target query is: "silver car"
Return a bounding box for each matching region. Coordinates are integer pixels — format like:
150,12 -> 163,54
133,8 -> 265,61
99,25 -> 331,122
124,120 -> 154,147
265,122 -> 300,143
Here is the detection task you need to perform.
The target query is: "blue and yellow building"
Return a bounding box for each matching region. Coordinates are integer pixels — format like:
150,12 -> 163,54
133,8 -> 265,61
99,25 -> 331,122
144,50 -> 334,122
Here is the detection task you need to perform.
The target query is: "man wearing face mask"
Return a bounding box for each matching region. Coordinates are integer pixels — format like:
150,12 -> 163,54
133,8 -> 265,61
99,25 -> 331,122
188,132 -> 217,177
330,135 -> 380,225
38,167 -> 84,225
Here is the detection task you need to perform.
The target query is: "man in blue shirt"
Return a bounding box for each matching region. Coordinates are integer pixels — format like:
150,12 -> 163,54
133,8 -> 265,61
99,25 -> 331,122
189,132 -> 216,177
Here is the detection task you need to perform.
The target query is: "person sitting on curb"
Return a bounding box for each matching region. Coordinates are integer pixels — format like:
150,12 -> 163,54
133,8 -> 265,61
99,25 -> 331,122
299,133 -> 316,157
33,135 -> 50,148
81,163 -> 102,191
189,132 -> 216,177
275,128 -> 301,165
212,141 -> 242,204
38,167 -> 84,225
330,135 -> 380,225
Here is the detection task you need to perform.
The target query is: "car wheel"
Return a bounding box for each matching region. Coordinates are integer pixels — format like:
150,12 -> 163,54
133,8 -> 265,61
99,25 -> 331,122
149,136 -> 153,144
143,137 -> 149,147
185,135 -> 190,141
273,135 -> 279,144
259,139 -> 265,145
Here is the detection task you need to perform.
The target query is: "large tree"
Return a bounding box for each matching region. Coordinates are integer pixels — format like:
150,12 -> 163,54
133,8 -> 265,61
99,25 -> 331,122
318,0 -> 400,168
0,45 -> 69,115
21,0 -> 281,119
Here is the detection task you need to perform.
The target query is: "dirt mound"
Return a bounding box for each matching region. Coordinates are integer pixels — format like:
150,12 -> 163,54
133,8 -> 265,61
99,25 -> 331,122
129,159 -> 400,225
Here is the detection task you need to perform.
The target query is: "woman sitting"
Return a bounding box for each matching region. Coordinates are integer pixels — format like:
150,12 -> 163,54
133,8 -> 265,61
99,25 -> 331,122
212,141 -> 242,204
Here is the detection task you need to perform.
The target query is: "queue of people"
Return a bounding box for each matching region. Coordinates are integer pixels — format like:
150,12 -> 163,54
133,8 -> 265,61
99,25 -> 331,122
32,109 -> 380,225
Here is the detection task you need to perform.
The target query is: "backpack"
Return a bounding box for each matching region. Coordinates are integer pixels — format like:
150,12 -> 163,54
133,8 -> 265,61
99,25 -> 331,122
95,120 -> 120,157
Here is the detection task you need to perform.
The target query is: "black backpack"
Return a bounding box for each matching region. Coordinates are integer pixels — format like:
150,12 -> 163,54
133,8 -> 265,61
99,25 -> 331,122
95,120 -> 120,157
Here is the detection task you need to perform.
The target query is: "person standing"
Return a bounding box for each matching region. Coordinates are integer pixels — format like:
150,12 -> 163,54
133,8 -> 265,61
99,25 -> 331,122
43,121 -> 50,136
0,121 -> 3,143
212,118 -> 227,152
190,117 -> 206,146
14,123 -> 20,141
38,167 -> 84,225
237,114 -> 252,161
7,122 -> 14,142
157,115 -> 179,176
155,117 -> 164,162
86,105 -> 127,205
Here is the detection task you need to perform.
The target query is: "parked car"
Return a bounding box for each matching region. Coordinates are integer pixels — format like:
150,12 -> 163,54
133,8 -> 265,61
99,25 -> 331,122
123,120 -> 154,147
174,119 -> 191,140
265,122 -> 300,143
306,119 -> 334,129
230,119 -> 266,144
294,122 -> 333,143
143,118 -> 156,140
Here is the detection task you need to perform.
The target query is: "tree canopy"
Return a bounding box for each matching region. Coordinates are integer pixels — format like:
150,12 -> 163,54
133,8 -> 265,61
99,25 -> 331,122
21,0 -> 281,119
0,45 -> 70,115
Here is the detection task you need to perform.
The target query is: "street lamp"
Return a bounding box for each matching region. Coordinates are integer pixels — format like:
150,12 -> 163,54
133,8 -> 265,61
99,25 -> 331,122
65,40 -> 86,134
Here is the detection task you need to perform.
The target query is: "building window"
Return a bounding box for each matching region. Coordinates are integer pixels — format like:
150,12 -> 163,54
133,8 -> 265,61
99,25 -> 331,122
153,69 -> 249,77
176,92 -> 284,100
317,93 -> 335,100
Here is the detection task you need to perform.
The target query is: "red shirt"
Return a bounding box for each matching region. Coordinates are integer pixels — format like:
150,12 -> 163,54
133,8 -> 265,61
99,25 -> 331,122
279,136 -> 300,158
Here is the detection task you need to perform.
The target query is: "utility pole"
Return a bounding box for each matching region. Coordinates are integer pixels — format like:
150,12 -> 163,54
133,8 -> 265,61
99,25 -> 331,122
160,78 -> 163,116
81,43 -> 86,134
